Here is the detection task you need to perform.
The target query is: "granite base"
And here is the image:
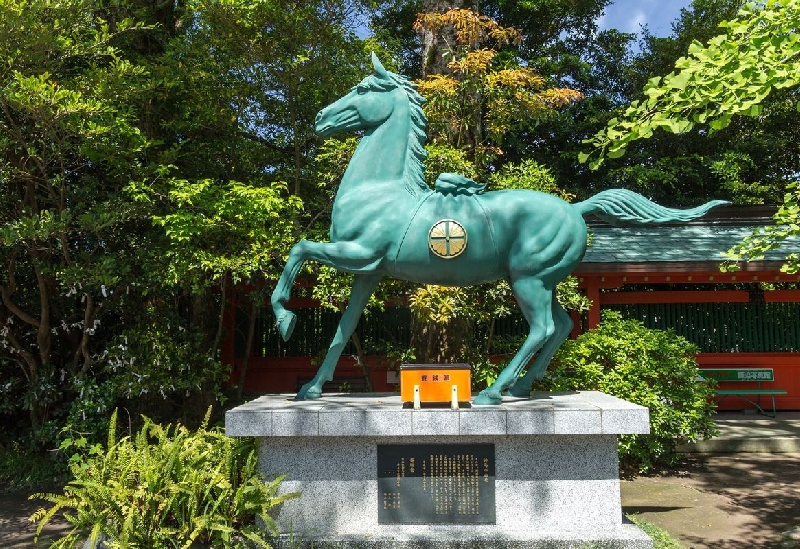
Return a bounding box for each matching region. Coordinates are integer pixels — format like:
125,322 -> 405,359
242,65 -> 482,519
225,391 -> 652,549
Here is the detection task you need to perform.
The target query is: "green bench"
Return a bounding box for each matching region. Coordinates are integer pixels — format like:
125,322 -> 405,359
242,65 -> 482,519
698,368 -> 787,417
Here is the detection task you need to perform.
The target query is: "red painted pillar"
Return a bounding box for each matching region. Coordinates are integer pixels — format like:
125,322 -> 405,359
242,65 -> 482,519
569,311 -> 582,338
585,278 -> 601,329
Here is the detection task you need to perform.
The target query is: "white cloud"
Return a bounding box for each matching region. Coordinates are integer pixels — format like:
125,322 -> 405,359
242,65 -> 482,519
625,10 -> 647,33
598,0 -> 690,37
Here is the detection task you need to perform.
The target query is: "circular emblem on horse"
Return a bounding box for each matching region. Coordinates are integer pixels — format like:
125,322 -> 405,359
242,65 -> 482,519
428,219 -> 468,259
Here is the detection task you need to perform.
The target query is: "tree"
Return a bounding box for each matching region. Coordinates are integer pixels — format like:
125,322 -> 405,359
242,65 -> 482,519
113,0 -> 376,424
418,0 -> 479,76
484,0 -> 611,89
509,0 -> 762,207
413,8 -> 582,171
582,0 -> 800,272
188,0 -> 371,201
369,0 -> 612,82
0,0 -> 372,441
0,0 -> 160,431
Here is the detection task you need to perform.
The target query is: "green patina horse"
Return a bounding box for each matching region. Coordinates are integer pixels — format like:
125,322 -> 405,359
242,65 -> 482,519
271,54 -> 727,405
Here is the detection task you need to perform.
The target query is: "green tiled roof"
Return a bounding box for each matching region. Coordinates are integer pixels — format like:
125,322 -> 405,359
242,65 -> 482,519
582,223 -> 799,265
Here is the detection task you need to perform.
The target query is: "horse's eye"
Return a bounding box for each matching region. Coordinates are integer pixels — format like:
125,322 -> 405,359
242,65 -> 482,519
356,85 -> 368,95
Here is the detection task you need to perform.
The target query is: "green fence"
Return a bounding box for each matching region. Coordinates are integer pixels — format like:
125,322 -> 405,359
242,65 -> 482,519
605,301 -> 800,353
234,306 -> 532,358
234,300 -> 800,358
235,306 -> 414,358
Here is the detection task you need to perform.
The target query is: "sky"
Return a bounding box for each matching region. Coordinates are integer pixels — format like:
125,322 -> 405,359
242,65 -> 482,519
597,0 -> 694,37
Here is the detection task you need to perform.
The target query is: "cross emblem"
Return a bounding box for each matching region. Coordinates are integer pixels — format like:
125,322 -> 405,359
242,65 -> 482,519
428,219 -> 468,259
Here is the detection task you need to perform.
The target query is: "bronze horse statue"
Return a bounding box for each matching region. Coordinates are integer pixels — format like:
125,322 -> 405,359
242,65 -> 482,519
271,55 -> 726,405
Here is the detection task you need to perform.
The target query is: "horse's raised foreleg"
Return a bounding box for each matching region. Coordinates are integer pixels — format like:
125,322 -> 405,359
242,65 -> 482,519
270,241 -> 308,341
508,300 -> 572,397
297,273 -> 381,400
270,239 -> 383,341
474,277 -> 554,406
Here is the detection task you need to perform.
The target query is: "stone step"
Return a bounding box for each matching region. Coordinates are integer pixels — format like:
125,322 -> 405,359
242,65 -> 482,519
678,412 -> 800,453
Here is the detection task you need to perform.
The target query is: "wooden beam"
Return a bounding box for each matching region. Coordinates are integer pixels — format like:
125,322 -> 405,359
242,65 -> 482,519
601,291 -> 751,304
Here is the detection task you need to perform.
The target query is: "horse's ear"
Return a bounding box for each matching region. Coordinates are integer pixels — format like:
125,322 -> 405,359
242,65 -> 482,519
371,52 -> 390,79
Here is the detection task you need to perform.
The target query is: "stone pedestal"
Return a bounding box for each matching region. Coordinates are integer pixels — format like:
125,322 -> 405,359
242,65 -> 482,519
225,391 -> 653,548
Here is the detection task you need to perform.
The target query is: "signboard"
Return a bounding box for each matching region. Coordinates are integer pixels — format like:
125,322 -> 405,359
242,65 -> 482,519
399,364 -> 471,404
377,443 -> 495,524
699,368 -> 775,382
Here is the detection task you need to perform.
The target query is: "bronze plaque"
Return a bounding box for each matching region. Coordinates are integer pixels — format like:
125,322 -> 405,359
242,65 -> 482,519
377,443 -> 495,524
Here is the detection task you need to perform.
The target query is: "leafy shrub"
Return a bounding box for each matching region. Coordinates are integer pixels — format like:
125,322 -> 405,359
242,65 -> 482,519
13,309 -> 231,456
535,311 -> 718,472
0,439 -> 69,492
31,409 -> 296,548
488,158 -> 574,201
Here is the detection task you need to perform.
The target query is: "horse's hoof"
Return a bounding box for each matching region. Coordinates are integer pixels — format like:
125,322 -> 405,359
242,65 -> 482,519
295,382 -> 322,400
277,311 -> 297,341
507,384 -> 532,398
473,389 -> 502,406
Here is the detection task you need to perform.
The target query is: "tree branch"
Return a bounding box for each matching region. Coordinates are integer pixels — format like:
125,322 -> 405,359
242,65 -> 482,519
34,260 -> 52,367
0,258 -> 41,328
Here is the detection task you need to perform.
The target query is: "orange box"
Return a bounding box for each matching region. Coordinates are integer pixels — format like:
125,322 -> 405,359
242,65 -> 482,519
399,364 -> 471,404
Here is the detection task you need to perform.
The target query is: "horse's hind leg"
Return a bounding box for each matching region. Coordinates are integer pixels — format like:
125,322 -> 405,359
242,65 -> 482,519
474,277 -> 554,406
297,273 -> 381,400
508,300 -> 572,397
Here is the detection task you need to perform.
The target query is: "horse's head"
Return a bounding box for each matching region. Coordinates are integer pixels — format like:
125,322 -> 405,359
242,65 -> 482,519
315,54 -> 407,137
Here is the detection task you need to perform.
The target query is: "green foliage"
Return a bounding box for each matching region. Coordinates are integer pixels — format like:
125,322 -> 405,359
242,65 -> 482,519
101,315 -> 228,403
537,311 -> 718,472
188,0 -> 370,200
31,409 -> 297,548
310,137 -> 360,236
555,275 -> 592,315
0,440 -> 69,492
725,183 -> 800,273
409,285 -> 471,325
424,143 -> 479,186
517,0 -> 756,208
488,158 -> 574,200
627,515 -> 686,549
145,179 -> 303,288
583,0 -> 800,168
413,8 -> 582,172
0,0 -> 160,432
708,152 -> 774,204
0,0 -> 372,442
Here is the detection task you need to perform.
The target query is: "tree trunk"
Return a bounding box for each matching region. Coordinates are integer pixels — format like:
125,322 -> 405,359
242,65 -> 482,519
420,0 -> 479,77
33,260 -> 52,372
236,298 -> 257,401
187,280 -> 227,418
348,330 -> 374,392
211,275 -> 228,360
410,316 -> 473,364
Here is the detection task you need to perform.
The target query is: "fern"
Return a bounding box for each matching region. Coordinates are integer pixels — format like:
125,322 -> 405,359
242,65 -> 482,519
30,407 -> 298,548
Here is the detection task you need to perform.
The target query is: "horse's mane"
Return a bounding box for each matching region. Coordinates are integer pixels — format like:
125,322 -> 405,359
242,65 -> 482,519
364,72 -> 429,197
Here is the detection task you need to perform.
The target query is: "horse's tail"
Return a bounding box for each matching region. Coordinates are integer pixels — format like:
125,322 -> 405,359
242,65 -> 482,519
573,188 -> 728,225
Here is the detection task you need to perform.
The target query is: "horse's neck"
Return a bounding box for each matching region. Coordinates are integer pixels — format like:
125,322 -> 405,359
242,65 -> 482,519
340,112 -> 409,194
